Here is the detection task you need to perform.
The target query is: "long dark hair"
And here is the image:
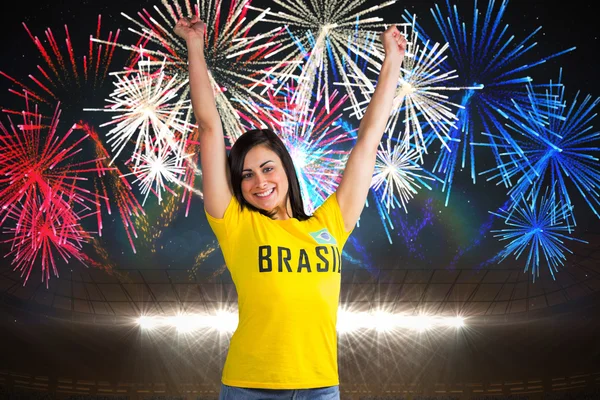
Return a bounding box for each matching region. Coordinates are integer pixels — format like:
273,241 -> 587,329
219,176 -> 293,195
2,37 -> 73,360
228,129 -> 310,221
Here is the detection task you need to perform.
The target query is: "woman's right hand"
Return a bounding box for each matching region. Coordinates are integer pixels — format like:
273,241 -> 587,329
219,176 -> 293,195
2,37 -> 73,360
174,15 -> 206,47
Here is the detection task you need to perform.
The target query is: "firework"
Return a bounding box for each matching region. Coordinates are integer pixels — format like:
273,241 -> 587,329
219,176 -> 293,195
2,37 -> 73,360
342,14 -> 481,160
88,236 -> 139,283
80,121 -> 145,253
2,185 -> 95,287
0,100 -> 110,229
0,100 -> 113,286
281,94 -> 353,213
84,53 -> 195,167
372,139 -> 440,213
189,240 -> 220,279
479,69 -> 600,230
122,132 -> 192,206
248,0 -> 403,115
490,187 -> 587,281
133,185 -> 184,253
0,16 -> 122,111
405,0 -> 575,205
370,138 -> 441,243
92,0 -> 282,144
130,127 -> 202,253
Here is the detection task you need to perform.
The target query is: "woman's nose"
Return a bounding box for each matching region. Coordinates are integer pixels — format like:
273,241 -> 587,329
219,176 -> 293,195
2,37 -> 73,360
255,174 -> 267,187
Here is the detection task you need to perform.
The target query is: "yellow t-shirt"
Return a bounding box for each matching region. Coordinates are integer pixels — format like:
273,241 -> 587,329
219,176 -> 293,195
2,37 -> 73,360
205,192 -> 353,389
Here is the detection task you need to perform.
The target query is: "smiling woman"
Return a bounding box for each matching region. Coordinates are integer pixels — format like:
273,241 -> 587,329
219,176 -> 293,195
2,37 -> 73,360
174,10 -> 408,396
231,129 -> 307,221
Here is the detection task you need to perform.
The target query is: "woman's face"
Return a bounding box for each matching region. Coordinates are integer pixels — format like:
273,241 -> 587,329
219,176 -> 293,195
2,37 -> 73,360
241,144 -> 290,214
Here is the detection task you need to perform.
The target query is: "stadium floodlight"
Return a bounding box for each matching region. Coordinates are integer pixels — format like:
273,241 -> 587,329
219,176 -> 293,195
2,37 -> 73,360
136,311 -> 466,334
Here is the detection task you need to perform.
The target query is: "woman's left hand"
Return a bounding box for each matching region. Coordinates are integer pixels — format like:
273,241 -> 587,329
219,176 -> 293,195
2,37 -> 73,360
380,25 -> 407,64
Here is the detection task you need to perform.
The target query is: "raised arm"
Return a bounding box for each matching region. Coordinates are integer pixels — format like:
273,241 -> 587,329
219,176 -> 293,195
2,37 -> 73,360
336,26 -> 407,232
175,16 -> 232,219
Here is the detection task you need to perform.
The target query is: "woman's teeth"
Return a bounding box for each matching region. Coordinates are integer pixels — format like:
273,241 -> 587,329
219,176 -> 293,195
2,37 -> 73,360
256,188 -> 274,197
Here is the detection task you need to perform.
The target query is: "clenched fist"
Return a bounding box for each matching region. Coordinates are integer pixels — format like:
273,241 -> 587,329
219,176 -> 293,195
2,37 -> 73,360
174,15 -> 206,47
380,25 -> 407,64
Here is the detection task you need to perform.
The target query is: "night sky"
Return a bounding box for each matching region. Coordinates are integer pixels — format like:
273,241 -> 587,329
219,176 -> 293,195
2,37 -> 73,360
0,0 -> 599,289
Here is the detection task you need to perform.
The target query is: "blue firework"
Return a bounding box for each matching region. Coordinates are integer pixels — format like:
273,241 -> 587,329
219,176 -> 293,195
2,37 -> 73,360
404,0 -> 575,206
391,197 -> 436,260
480,69 -> 600,230
490,187 -> 587,281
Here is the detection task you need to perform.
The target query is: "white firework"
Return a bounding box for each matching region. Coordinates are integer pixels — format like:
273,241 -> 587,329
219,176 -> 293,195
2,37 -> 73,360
247,0 -> 405,115
341,14 -> 483,158
123,134 -> 192,206
93,0 -> 282,144
85,53 -> 194,166
371,138 -> 439,213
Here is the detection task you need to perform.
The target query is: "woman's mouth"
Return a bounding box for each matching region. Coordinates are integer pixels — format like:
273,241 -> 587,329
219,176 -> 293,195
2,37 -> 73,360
255,188 -> 274,199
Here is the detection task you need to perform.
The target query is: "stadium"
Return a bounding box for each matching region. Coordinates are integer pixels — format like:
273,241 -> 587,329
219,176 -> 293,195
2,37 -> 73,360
0,0 -> 598,399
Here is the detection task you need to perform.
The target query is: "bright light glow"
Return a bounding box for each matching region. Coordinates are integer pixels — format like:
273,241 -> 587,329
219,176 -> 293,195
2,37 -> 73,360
136,311 -> 466,334
372,310 -> 396,332
137,316 -> 161,330
168,315 -> 205,333
449,316 -> 465,328
213,311 -> 240,333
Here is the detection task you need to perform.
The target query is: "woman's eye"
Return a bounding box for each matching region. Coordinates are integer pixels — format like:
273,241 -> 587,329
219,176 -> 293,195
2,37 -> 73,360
243,173 -> 252,179
264,167 -> 273,173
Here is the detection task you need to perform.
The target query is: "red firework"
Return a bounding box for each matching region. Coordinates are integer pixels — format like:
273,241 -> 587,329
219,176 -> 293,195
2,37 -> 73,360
0,100 -> 112,221
2,187 -> 95,287
0,15 -> 136,109
0,100 -> 113,286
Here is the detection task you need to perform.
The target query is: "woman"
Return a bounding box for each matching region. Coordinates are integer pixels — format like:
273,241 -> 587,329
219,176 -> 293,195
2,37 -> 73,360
175,15 -> 407,400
